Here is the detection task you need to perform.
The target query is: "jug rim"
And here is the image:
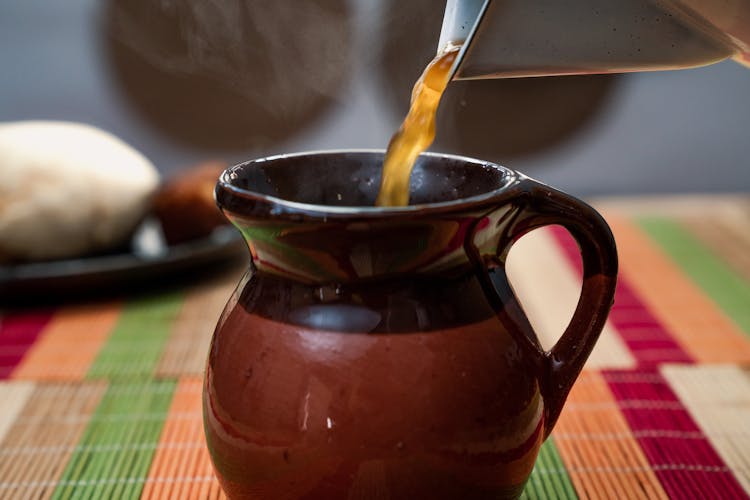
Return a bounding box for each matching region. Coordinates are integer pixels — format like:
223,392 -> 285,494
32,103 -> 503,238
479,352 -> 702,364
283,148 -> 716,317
216,149 -> 521,219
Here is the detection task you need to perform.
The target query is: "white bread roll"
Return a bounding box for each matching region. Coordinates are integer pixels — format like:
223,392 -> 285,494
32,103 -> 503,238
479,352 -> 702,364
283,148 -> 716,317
0,121 -> 159,261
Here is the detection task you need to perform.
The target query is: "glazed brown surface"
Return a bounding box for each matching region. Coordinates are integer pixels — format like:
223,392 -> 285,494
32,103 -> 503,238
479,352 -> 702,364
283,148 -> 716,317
205,271 -> 544,499
204,151 -> 617,499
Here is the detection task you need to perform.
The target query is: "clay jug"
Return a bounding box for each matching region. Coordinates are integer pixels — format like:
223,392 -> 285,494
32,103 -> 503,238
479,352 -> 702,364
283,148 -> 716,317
204,150 -> 617,499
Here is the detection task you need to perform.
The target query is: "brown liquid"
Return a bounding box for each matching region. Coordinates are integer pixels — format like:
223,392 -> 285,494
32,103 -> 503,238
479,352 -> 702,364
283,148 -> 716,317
375,46 -> 460,207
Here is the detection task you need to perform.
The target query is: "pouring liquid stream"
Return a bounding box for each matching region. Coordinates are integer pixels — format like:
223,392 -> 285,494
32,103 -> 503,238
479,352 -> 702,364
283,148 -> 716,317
375,45 -> 460,207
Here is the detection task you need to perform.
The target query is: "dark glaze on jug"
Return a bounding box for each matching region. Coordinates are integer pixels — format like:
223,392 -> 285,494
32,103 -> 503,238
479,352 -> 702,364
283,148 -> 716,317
204,151 -> 618,499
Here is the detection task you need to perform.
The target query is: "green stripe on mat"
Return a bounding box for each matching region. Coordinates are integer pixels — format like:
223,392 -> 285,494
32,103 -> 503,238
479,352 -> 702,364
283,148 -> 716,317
51,380 -> 176,500
638,217 -> 750,335
521,439 -> 578,499
87,291 -> 184,379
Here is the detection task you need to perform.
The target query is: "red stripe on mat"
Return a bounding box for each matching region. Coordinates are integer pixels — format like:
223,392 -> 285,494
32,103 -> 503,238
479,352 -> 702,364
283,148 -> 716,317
605,372 -> 747,498
549,226 -> 747,498
0,310 -> 55,379
549,226 -> 691,368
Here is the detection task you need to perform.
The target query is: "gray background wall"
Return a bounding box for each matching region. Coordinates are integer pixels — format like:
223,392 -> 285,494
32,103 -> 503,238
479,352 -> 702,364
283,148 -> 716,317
1,0 -> 748,198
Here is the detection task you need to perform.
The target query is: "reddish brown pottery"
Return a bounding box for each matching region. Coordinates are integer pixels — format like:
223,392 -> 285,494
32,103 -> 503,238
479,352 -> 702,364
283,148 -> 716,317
204,151 -> 617,499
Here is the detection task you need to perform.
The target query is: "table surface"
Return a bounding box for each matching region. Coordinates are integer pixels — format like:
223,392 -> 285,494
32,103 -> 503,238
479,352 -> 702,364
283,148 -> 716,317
1,195 -> 749,499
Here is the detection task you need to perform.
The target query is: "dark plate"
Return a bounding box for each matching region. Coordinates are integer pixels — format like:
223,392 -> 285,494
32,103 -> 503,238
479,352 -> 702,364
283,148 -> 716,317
0,221 -> 247,303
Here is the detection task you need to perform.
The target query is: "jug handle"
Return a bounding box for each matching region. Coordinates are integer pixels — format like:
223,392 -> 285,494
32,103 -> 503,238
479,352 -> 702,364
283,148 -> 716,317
493,177 -> 618,437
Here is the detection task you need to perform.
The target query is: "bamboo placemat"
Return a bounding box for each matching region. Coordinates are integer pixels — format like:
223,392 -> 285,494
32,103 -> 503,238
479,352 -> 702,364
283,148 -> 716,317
1,195 -> 749,499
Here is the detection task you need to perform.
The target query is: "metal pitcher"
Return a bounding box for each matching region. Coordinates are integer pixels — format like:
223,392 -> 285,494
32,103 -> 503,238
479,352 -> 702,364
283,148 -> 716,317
440,0 -> 750,79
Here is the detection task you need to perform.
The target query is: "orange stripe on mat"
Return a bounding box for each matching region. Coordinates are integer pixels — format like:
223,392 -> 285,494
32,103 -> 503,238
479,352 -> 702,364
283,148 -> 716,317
605,214 -> 750,363
12,303 -> 121,381
553,371 -> 668,500
142,377 -> 224,499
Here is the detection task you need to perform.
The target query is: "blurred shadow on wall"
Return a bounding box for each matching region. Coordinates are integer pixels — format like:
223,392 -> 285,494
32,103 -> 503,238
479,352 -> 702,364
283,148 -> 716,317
379,0 -> 620,163
103,0 -> 353,151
